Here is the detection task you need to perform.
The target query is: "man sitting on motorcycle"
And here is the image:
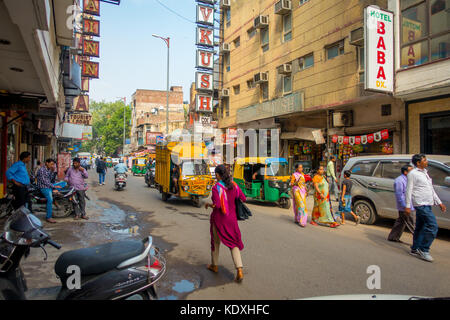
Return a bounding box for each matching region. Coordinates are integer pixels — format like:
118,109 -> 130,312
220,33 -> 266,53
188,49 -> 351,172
114,159 -> 128,177
36,159 -> 60,224
65,158 -> 89,220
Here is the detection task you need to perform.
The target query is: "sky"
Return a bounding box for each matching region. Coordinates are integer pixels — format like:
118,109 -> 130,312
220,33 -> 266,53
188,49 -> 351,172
89,0 -> 202,104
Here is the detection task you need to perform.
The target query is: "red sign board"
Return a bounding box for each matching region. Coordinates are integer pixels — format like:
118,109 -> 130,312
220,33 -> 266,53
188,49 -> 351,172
146,132 -> 163,146
83,18 -> 100,37
83,0 -> 100,16
82,39 -> 100,57
82,60 -> 99,78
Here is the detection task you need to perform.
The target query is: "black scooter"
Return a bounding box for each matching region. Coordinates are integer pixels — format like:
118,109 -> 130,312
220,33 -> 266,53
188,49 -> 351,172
0,207 -> 166,300
145,167 -> 156,188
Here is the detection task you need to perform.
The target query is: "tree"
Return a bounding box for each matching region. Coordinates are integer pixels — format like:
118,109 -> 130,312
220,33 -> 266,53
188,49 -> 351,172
80,100 -> 131,157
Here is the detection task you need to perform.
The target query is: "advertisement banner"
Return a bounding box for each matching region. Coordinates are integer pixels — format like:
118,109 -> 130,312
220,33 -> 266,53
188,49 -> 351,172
364,6 -> 394,93
57,153 -> 72,180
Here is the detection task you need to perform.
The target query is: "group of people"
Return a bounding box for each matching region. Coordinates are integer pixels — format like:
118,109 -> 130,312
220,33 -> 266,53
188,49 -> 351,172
290,156 -> 361,229
6,152 -> 90,223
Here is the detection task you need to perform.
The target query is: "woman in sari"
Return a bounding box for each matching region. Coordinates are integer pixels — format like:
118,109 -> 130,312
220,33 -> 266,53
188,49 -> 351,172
290,164 -> 308,227
205,165 -> 246,283
311,166 -> 340,228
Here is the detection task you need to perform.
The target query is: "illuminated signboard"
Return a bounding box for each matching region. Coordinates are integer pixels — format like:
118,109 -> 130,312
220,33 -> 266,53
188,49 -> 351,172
83,18 -> 100,36
364,6 -> 394,93
83,0 -> 100,16
196,27 -> 214,47
82,39 -> 100,57
196,50 -> 214,69
82,60 -> 99,78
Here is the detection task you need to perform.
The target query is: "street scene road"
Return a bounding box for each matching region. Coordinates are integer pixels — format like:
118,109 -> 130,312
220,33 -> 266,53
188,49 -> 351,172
19,171 -> 450,300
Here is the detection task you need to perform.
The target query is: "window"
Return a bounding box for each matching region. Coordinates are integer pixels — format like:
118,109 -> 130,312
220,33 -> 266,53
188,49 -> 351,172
358,46 -> 365,83
299,0 -> 310,5
283,13 -> 292,42
247,27 -> 256,40
427,164 -> 449,186
373,162 -> 410,179
247,79 -> 256,89
299,53 -> 314,70
401,0 -> 450,68
261,28 -> 269,52
350,161 -> 379,176
234,36 -> 240,48
233,85 -> 240,95
326,40 -> 345,60
260,82 -> 269,101
381,104 -> 392,116
283,75 -> 292,94
225,9 -> 231,27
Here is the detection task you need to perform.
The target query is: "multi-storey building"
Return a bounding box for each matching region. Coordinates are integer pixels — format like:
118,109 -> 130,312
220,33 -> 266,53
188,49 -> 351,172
130,87 -> 185,150
218,0 -> 407,171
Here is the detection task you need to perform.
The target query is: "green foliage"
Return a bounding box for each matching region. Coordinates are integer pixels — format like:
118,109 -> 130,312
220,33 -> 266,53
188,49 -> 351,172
80,100 -> 131,157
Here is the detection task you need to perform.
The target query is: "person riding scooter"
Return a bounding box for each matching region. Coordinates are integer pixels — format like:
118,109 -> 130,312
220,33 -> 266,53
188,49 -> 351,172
114,160 -> 128,177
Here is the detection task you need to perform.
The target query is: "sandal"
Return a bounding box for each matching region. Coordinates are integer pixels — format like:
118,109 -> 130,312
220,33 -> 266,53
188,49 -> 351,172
207,264 -> 218,273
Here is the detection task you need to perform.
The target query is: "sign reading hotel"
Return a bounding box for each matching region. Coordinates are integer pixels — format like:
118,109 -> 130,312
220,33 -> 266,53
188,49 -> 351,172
364,6 -> 394,93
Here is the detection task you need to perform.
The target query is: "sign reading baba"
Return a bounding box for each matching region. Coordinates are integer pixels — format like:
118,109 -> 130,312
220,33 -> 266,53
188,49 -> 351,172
364,6 -> 394,93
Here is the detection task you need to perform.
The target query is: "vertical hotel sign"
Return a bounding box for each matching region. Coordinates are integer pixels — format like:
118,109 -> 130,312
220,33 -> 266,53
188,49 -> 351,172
364,6 -> 394,93
195,0 -> 215,114
82,0 -> 100,79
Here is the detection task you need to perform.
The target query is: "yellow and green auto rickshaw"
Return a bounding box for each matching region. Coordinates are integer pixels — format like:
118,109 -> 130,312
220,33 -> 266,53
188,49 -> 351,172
233,157 -> 291,209
132,158 -> 147,176
154,141 -> 214,207
105,157 -> 113,168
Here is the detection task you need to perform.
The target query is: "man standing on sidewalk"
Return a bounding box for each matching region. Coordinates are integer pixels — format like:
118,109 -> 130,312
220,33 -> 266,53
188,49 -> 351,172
388,165 -> 415,243
406,154 -> 446,262
96,157 -> 107,185
65,158 -> 89,220
36,159 -> 58,223
326,155 -> 339,202
6,152 -> 32,210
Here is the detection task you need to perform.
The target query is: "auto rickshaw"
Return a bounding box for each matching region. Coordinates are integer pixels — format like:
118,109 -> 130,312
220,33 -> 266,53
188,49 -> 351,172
105,157 -> 113,168
132,158 -> 147,176
154,141 -> 214,207
233,157 -> 291,209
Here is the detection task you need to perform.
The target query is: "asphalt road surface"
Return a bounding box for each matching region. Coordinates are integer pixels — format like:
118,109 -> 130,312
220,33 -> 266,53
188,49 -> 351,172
18,171 -> 450,300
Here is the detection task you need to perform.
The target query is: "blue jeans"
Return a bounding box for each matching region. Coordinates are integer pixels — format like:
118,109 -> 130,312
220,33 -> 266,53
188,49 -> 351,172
98,171 -> 105,184
40,188 -> 53,219
412,206 -> 438,253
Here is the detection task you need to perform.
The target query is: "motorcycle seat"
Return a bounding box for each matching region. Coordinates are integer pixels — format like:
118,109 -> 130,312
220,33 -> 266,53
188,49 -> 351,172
54,240 -> 145,283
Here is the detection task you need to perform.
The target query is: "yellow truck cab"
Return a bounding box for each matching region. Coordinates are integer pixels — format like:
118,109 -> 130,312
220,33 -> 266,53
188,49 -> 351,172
155,141 -> 214,207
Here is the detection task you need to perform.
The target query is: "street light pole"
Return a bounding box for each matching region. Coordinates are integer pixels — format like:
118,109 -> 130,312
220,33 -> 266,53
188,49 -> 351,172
152,34 -> 170,136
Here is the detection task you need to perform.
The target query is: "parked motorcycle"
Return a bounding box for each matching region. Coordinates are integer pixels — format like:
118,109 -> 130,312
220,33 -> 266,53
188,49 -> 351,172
0,207 -> 166,300
144,167 -> 156,188
28,184 -> 79,219
115,173 -> 127,191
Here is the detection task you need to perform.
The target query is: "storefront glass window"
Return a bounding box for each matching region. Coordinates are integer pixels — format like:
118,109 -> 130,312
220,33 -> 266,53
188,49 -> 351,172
422,113 -> 450,155
430,0 -> 448,34
431,33 -> 450,60
401,40 -> 429,67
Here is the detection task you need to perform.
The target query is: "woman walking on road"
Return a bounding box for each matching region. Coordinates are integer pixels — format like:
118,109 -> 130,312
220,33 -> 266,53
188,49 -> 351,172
290,164 -> 308,227
311,166 -> 340,228
337,170 -> 361,225
205,165 -> 246,283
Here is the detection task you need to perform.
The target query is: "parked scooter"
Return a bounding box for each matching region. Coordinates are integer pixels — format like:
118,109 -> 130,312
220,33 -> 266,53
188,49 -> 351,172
0,207 -> 166,300
115,173 -> 127,191
145,167 -> 156,188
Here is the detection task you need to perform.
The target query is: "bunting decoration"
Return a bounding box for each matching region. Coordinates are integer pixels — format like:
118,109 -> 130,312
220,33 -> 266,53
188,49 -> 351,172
332,129 -> 389,145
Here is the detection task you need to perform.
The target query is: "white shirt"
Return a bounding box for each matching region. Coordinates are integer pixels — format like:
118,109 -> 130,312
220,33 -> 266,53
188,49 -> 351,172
405,167 -> 442,208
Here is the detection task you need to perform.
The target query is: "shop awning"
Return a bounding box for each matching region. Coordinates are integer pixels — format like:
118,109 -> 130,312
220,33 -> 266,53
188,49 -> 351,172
281,128 -> 321,141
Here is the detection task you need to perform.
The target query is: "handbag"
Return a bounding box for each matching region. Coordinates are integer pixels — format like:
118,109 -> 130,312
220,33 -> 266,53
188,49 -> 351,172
235,197 -> 252,221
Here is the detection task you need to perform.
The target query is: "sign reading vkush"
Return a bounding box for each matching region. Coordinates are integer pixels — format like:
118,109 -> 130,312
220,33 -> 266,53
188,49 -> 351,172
364,6 -> 394,93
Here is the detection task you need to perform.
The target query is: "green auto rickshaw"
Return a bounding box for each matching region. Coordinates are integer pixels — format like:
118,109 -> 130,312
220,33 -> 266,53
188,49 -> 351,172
132,157 -> 147,176
233,157 -> 291,209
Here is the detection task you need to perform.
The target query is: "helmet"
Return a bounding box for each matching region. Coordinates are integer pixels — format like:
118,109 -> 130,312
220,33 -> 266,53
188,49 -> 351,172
119,159 -> 124,163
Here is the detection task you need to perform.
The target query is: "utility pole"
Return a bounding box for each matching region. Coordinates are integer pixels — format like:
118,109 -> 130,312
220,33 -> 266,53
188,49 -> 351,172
117,97 -> 127,157
152,34 -> 170,136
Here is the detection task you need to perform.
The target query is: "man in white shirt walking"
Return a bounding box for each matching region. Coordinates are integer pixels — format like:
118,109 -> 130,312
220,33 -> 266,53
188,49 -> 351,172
405,154 -> 446,262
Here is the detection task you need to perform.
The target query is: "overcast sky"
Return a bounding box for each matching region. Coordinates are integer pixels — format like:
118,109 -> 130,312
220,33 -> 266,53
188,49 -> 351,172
89,0 -> 202,105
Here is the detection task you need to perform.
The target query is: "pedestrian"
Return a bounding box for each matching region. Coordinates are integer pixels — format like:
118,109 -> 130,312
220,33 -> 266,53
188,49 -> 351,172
81,158 -> 89,170
387,165 -> 415,243
65,158 -> 89,220
327,155 -> 339,202
204,165 -> 246,283
290,164 -> 308,227
6,151 -> 32,210
336,170 -> 361,225
406,154 -> 446,262
36,159 -> 58,223
96,157 -> 107,185
33,161 -> 43,181
171,164 -> 180,195
311,166 -> 340,228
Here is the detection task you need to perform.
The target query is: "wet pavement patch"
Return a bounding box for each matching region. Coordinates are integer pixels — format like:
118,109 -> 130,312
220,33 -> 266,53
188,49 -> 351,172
172,280 -> 196,293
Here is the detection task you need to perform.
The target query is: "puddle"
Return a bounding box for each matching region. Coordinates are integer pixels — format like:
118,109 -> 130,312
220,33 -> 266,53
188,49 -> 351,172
111,225 -> 139,235
159,295 -> 178,300
172,280 -> 196,294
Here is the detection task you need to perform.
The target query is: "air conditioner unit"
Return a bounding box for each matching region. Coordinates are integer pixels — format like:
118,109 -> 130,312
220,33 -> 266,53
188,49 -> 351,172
349,27 -> 364,46
275,0 -> 292,15
221,43 -> 230,53
333,111 -> 353,127
254,15 -> 269,29
151,108 -> 158,114
159,106 -> 165,110
278,63 -> 292,74
220,88 -> 230,98
221,0 -> 230,8
254,72 -> 268,84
